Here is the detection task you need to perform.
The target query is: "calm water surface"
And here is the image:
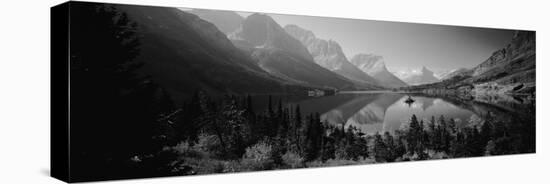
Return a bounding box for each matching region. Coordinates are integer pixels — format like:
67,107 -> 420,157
251,92 -> 532,135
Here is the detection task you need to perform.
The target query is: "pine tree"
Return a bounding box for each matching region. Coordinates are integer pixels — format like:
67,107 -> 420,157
407,115 -> 421,154
383,132 -> 396,162
480,119 -> 493,145
373,132 -> 387,162
295,105 -> 302,128
277,99 -> 283,118
246,95 -> 254,115
268,95 -> 274,115
428,116 -> 436,149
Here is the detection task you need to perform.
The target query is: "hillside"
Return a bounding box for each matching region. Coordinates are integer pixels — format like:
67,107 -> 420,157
403,31 -> 535,96
112,5 -> 312,101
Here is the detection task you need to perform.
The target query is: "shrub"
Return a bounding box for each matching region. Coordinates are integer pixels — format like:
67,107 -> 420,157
195,134 -> 225,158
169,141 -> 206,159
163,137 -> 233,175
427,150 -> 450,159
240,141 -> 274,170
281,151 -> 304,168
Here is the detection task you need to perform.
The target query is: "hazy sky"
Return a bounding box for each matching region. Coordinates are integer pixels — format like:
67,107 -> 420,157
237,12 -> 515,74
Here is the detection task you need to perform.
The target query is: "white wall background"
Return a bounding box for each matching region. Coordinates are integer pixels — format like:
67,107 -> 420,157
0,0 -> 547,183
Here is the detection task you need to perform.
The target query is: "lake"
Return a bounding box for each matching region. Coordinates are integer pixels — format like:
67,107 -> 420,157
250,92 -> 535,135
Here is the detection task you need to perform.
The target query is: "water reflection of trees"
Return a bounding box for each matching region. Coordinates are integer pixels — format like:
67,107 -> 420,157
322,92 -> 534,141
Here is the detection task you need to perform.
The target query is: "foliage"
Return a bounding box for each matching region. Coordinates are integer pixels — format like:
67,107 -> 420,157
281,151 -> 305,168
241,141 -> 275,171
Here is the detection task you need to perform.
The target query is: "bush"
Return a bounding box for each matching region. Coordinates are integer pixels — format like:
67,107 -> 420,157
281,151 -> 304,168
427,150 -> 450,159
195,134 -> 225,158
240,141 -> 274,170
169,141 -> 206,159
163,138 -> 232,175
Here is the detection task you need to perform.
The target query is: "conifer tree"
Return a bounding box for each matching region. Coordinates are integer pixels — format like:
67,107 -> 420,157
383,132 -> 396,162
373,132 -> 387,162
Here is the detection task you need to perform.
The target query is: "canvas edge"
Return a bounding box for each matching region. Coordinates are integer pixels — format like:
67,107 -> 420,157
51,1 -> 71,183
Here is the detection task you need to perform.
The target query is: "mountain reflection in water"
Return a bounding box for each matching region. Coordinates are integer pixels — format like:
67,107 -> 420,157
252,92 -> 533,135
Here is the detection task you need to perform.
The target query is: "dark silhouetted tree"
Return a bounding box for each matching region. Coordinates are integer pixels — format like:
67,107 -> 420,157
69,3 -> 174,179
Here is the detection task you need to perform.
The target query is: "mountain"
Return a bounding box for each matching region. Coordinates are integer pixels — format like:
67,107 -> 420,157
230,14 -> 314,61
187,9 -> 243,34
350,54 -> 408,88
284,25 -> 380,88
399,66 -> 440,85
404,31 -> 535,95
470,31 -> 535,83
113,5 -> 309,101
229,13 -> 358,90
439,68 -> 470,80
434,68 -> 463,80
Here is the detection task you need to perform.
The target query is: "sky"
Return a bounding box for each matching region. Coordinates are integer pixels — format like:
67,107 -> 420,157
236,12 -> 515,74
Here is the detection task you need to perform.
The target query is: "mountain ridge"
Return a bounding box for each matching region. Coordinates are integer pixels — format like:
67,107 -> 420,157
284,24 -> 380,88
228,13 -> 361,90
350,54 -> 408,88
403,30 -> 535,96
114,5 -> 314,101
401,66 -> 440,85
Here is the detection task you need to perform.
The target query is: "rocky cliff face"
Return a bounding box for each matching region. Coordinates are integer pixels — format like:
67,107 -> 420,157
471,31 -> 535,84
464,31 -> 535,95
230,14 -> 358,90
284,25 -> 380,87
230,14 -> 314,62
350,54 -> 408,88
473,49 -> 507,76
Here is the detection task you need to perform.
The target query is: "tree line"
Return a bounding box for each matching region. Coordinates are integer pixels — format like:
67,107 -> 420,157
139,92 -> 533,176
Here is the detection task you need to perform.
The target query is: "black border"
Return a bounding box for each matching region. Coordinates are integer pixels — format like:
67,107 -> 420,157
51,1 -> 71,183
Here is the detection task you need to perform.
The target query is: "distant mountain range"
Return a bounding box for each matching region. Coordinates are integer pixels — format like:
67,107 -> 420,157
350,54 -> 408,88
284,25 -> 380,88
397,66 -> 441,85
